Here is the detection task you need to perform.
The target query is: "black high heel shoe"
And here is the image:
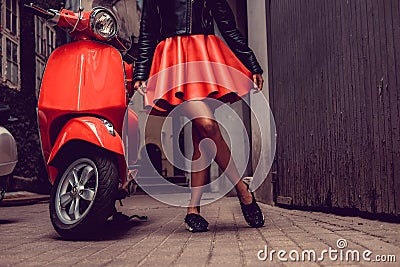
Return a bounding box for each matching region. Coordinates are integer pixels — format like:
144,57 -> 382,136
239,182 -> 265,228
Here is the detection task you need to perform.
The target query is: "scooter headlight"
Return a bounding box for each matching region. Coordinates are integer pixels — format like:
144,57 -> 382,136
90,7 -> 118,41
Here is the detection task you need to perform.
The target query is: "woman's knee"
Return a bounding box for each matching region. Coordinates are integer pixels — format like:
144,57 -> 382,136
193,118 -> 220,139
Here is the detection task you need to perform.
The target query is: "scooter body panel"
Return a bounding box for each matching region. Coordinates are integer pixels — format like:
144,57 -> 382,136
37,40 -> 130,184
47,117 -> 124,183
123,109 -> 139,166
39,40 -> 126,115
38,41 -> 127,160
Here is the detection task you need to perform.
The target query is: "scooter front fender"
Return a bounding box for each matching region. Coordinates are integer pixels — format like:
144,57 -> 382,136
47,117 -> 124,182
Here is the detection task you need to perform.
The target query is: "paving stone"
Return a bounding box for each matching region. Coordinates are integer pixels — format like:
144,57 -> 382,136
0,195 -> 399,266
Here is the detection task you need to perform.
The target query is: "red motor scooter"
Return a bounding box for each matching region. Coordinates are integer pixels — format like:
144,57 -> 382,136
26,3 -> 139,238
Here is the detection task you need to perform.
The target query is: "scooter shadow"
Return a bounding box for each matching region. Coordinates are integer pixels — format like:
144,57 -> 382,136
54,218 -> 148,241
0,219 -> 19,225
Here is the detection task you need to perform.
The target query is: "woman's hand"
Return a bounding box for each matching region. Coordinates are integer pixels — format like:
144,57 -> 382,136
133,80 -> 147,96
253,73 -> 264,91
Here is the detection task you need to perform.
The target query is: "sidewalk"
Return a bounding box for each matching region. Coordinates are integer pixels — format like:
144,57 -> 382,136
0,191 -> 49,206
0,194 -> 399,266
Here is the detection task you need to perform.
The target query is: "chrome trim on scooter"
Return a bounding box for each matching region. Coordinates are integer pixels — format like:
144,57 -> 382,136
90,7 -> 118,41
47,9 -> 60,26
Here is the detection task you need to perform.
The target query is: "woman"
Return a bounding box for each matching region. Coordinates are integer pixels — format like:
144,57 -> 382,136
132,0 -> 265,232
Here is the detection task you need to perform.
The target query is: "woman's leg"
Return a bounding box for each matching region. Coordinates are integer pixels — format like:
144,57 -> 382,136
187,127 -> 209,214
180,100 -> 253,215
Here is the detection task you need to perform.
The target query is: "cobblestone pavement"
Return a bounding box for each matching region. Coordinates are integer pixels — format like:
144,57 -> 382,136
0,195 -> 399,266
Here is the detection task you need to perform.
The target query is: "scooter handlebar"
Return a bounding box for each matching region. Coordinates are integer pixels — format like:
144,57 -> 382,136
24,3 -> 56,20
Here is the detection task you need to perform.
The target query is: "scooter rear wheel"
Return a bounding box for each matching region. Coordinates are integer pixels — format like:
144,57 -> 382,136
49,151 -> 118,239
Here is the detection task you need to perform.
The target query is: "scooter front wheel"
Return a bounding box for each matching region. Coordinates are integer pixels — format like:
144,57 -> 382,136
49,151 -> 118,239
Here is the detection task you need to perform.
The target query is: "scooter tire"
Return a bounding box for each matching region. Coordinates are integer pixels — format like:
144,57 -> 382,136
49,150 -> 118,240
0,175 -> 9,202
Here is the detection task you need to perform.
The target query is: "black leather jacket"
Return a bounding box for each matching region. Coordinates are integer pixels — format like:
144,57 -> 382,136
133,0 -> 263,82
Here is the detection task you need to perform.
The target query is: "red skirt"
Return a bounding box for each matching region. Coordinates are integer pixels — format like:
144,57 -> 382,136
144,34 -> 254,115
